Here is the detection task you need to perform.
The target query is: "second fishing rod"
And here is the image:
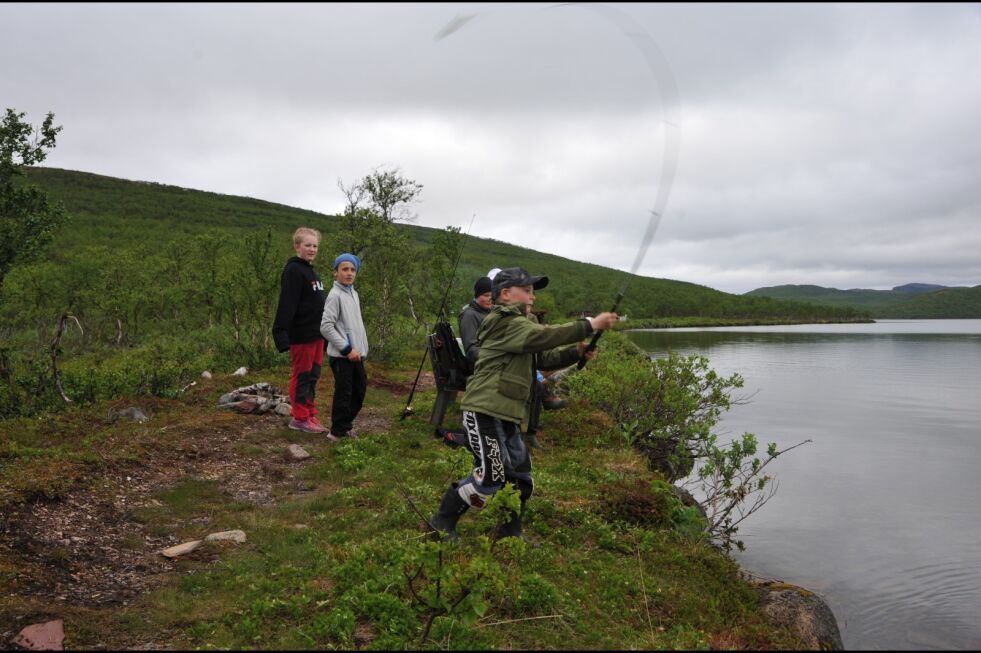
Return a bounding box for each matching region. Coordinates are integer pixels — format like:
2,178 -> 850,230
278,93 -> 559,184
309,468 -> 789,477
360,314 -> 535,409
400,215 -> 476,420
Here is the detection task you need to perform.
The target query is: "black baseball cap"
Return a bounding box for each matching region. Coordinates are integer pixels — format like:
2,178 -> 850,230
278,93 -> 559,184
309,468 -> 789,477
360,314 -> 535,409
492,267 -> 549,293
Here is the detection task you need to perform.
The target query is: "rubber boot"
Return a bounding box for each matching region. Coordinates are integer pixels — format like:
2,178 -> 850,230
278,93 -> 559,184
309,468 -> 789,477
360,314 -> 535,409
436,428 -> 462,449
495,499 -> 526,540
524,432 -> 543,450
430,484 -> 469,542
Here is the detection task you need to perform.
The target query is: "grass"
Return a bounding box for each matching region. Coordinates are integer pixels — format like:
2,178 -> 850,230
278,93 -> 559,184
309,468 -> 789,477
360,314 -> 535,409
0,354 -> 807,650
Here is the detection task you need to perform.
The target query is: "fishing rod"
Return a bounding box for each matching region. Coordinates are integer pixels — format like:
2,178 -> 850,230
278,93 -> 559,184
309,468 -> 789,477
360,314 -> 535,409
400,214 -> 476,420
576,208 -> 666,369
571,3 -> 682,369
431,5 -> 681,370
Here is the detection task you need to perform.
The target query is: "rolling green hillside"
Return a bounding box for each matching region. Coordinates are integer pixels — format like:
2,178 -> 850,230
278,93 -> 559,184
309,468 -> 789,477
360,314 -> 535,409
746,284 -> 981,318
877,285 -> 981,318
25,167 -> 863,324
744,284 -> 902,313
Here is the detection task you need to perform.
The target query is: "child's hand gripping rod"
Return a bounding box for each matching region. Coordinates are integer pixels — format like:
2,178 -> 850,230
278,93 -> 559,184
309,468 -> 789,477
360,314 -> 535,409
576,288 -> 626,369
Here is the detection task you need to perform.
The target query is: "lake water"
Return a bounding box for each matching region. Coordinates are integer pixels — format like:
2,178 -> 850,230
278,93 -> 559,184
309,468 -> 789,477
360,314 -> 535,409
627,320 -> 981,650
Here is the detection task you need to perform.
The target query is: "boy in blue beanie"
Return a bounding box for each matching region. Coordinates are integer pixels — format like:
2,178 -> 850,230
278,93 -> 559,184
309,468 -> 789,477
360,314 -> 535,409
320,253 -> 369,440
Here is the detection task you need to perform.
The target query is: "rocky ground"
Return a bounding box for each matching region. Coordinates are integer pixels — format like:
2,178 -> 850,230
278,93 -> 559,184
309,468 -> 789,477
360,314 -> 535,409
0,371 -> 432,647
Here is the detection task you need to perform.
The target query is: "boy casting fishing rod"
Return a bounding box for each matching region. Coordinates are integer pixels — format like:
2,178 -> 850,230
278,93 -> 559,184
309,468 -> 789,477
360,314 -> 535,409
430,267 -> 618,541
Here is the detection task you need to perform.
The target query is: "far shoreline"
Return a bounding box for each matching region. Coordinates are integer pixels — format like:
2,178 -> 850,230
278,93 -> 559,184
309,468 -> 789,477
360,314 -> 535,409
616,316 -> 876,330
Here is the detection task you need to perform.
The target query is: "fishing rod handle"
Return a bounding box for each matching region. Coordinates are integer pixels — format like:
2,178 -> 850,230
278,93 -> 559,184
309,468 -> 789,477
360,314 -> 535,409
576,332 -> 603,370
575,297 -> 623,369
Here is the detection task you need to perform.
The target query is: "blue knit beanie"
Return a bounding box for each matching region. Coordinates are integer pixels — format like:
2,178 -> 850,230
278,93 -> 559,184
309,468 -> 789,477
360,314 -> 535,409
333,253 -> 361,272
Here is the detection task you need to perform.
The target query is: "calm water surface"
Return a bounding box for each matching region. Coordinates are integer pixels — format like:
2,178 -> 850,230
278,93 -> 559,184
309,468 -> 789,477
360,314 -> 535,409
627,320 -> 981,650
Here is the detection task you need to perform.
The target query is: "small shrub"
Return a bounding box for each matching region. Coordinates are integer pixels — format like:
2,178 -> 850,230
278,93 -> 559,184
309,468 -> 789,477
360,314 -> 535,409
599,478 -> 675,529
514,573 -> 560,615
313,607 -> 356,646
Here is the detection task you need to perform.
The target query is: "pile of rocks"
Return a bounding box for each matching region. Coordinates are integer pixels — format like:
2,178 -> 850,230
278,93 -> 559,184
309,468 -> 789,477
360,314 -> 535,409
216,382 -> 291,416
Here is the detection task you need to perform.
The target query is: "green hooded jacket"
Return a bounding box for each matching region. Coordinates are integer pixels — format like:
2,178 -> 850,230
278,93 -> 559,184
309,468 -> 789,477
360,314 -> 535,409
460,304 -> 594,424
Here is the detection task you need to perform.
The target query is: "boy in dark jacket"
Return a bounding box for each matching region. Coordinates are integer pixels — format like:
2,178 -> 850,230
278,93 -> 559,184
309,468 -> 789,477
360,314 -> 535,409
458,275 -> 493,366
430,267 -> 618,540
272,228 -> 329,435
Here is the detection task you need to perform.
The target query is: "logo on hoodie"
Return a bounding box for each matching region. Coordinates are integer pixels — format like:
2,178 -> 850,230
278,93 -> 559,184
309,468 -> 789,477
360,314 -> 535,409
311,280 -> 324,292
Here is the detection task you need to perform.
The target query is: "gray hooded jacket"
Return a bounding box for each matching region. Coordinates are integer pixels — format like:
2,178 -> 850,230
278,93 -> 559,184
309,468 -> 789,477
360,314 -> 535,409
320,280 -> 369,359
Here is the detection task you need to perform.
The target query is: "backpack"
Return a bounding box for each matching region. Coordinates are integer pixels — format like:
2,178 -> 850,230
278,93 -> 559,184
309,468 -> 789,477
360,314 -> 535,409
427,320 -> 472,392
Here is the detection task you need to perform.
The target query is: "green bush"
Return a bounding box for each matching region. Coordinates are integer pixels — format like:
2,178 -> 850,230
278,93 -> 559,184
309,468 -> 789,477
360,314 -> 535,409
565,333 -> 744,482
514,573 -> 560,615
567,331 -> 788,551
60,337 -> 209,401
312,607 -> 355,647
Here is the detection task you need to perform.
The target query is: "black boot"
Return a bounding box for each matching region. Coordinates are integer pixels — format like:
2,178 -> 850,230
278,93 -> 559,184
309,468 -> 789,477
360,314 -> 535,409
430,485 -> 469,542
495,499 -> 526,540
524,432 -> 543,449
435,428 -> 462,449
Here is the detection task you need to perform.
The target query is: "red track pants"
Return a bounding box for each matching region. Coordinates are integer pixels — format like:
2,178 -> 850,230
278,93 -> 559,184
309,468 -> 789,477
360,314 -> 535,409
289,339 -> 324,421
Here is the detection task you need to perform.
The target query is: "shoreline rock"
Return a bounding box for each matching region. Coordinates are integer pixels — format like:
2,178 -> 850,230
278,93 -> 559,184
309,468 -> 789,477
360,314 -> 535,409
754,579 -> 844,650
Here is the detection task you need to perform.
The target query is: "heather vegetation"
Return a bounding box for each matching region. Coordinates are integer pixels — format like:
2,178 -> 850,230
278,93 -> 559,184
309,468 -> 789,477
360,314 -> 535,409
1,165 -> 865,417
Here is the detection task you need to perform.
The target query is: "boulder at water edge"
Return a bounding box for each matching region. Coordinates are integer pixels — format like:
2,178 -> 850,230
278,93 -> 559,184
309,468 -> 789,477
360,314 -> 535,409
757,581 -> 843,650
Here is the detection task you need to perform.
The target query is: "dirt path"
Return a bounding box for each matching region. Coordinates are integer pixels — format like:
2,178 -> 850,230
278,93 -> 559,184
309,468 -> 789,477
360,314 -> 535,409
0,372 -> 425,644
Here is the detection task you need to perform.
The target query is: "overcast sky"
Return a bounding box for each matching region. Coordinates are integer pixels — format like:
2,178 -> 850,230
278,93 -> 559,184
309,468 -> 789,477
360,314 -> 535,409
4,2 -> 980,294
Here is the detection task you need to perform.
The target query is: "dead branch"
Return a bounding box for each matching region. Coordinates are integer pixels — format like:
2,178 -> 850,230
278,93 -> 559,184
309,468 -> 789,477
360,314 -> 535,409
396,482 -> 440,537
51,310 -> 82,405
636,546 -> 658,645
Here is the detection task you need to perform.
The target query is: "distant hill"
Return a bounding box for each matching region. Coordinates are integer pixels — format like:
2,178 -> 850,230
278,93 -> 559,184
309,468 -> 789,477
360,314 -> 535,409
746,284 -> 981,318
25,167 -> 866,323
892,283 -> 949,294
877,286 -> 981,318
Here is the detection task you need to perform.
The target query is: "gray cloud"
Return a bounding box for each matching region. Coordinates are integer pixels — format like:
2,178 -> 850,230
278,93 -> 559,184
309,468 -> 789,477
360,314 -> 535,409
4,2 -> 980,294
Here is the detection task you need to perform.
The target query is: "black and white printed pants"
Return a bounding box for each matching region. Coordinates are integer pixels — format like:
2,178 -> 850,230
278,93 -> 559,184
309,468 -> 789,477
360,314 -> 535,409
454,410 -> 534,509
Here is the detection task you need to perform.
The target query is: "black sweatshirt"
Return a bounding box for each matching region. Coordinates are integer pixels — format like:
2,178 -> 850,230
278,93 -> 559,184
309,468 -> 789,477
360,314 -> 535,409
272,257 -> 327,352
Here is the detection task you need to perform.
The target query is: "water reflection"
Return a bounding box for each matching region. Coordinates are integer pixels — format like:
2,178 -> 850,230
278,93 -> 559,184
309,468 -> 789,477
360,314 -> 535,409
626,321 -> 981,650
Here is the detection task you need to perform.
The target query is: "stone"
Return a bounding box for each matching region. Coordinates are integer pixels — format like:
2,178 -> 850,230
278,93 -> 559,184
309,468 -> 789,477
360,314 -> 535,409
12,620 -> 64,651
113,406 -> 149,423
201,370 -> 212,379
232,398 -> 259,414
757,582 -> 844,650
673,485 -> 708,519
285,444 -> 311,461
205,529 -> 247,544
160,540 -> 203,558
232,367 -> 248,376
274,402 -> 292,416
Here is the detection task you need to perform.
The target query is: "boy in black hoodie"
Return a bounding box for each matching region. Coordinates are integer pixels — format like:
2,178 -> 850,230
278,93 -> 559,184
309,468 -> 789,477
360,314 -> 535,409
272,228 -> 330,436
